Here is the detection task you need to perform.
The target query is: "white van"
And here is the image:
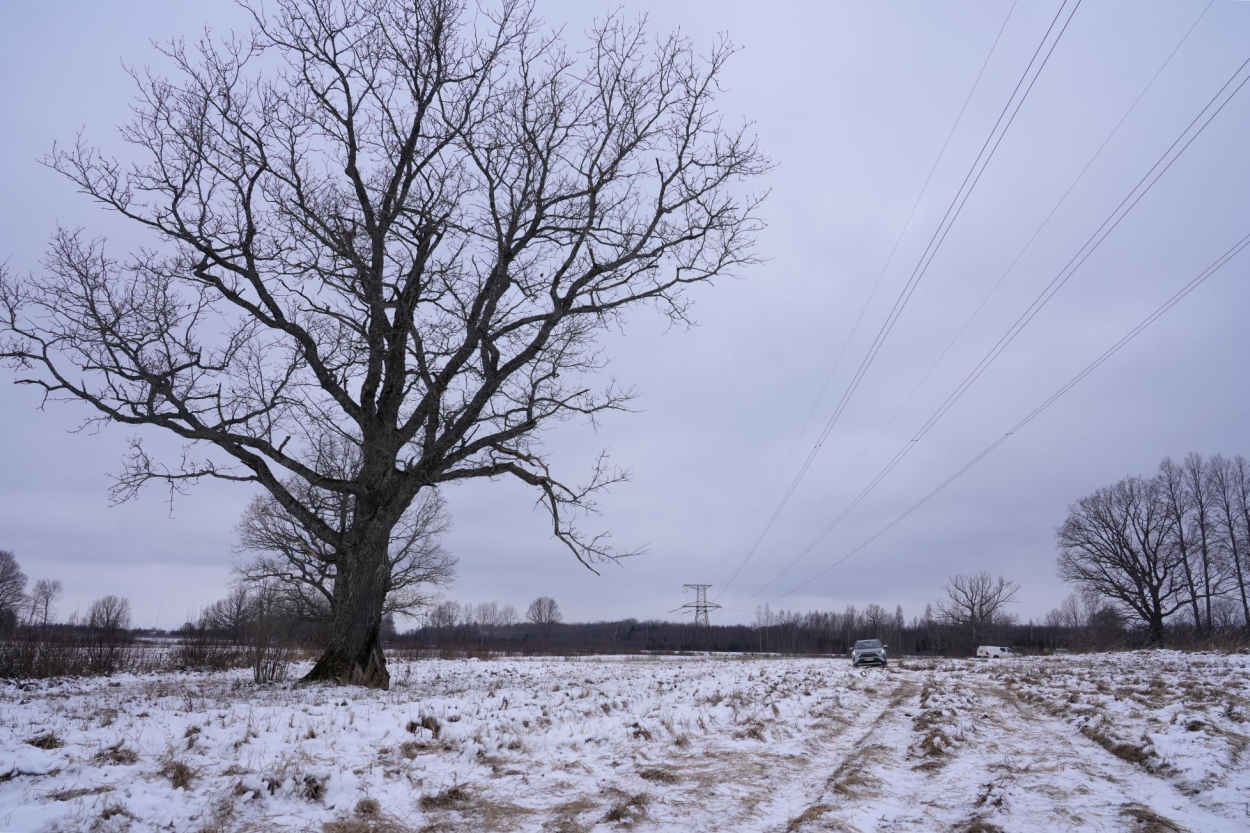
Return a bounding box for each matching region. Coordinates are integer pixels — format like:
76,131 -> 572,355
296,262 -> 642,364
976,646 -> 1018,659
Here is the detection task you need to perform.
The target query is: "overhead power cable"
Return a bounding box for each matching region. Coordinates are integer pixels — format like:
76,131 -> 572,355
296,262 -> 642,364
727,0 -> 1218,606
726,46 -> 1250,611
711,1 -> 1020,603
714,0 -> 1080,601
740,228 -> 1250,611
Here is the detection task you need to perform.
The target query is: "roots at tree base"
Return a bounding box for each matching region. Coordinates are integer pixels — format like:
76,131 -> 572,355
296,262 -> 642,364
302,637 -> 390,690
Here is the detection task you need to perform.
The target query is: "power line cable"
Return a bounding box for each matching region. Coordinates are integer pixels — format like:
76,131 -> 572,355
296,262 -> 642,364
714,0 -> 1080,601
726,53 -> 1250,611
726,0 -> 1217,606
713,0 -> 1021,602
728,41 -> 1250,609
744,228 -> 1250,611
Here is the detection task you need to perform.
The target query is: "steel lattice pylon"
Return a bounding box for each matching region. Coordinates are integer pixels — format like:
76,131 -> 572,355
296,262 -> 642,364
678,584 -> 722,627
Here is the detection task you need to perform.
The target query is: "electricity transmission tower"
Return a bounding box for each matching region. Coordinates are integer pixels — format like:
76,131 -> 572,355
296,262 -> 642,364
678,584 -> 721,627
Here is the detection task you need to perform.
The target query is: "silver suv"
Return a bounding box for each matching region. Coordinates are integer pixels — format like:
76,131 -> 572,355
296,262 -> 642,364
851,638 -> 887,668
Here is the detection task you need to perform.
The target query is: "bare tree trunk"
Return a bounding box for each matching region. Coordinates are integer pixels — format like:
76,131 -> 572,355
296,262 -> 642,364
1160,459 -> 1203,632
304,539 -> 391,689
1211,455 -> 1250,629
1184,454 -> 1216,633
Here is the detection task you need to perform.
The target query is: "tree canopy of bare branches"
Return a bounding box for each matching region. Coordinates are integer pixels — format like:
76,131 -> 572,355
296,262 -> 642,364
0,0 -> 768,688
1056,475 -> 1187,644
234,448 -> 456,622
28,579 -> 63,629
1056,454 -> 1250,644
935,572 -> 1019,651
0,551 -> 28,632
525,596 -> 562,636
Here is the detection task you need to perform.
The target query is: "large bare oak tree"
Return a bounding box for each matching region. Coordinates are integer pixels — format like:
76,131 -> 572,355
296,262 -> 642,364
1056,475 -> 1186,644
0,0 -> 768,687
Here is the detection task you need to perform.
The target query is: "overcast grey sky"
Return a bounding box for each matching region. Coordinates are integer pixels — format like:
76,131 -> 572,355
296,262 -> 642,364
2,0 -> 1248,628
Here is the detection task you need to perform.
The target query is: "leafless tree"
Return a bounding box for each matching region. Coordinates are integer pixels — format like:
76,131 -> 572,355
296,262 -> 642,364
498,603 -> 518,627
472,601 -> 503,640
0,0 -> 768,688
27,579 -> 64,628
840,604 -> 858,649
0,551 -> 28,629
1209,454 -> 1250,627
1158,457 -> 1206,632
526,595 -> 561,639
88,594 -> 133,631
426,599 -> 463,630
234,448 -> 456,624
1056,475 -> 1185,644
935,572 -> 1019,651
861,603 -> 889,634
85,594 -> 134,674
1182,452 -> 1221,632
202,585 -> 254,641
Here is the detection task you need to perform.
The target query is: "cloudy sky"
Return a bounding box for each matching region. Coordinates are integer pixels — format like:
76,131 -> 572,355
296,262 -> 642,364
2,0 -> 1248,629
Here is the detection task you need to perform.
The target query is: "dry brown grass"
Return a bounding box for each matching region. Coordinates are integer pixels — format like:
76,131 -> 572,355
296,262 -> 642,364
26,731 -> 62,749
418,784 -> 471,811
1080,725 -> 1152,768
785,802 -> 830,831
93,742 -> 139,766
48,785 -> 114,801
349,797 -> 379,818
600,790 -> 648,825
637,766 -> 679,784
733,722 -> 766,741
323,818 -> 415,833
407,714 -> 441,739
399,740 -> 426,759
1119,803 -> 1186,832
158,759 -> 196,790
827,743 -> 888,798
543,797 -> 598,833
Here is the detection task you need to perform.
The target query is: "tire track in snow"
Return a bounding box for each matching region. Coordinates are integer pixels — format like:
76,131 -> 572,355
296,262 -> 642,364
783,664 -> 1244,832
715,670 -> 916,832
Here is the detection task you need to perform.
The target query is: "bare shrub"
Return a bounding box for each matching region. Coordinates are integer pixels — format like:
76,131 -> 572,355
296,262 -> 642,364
174,620 -> 244,671
246,584 -> 294,684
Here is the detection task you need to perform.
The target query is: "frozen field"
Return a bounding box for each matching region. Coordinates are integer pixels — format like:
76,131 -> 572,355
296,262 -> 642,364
2,651 -> 1249,832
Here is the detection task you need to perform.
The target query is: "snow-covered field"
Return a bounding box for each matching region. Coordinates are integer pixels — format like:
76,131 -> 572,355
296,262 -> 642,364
2,651 -> 1249,832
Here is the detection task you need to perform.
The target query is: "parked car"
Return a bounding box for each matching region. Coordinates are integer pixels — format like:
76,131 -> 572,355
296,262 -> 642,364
976,645 -> 1019,659
851,639 -> 887,667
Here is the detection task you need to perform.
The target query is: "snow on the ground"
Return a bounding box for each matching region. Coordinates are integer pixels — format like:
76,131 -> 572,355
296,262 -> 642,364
2,651 -> 1249,832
